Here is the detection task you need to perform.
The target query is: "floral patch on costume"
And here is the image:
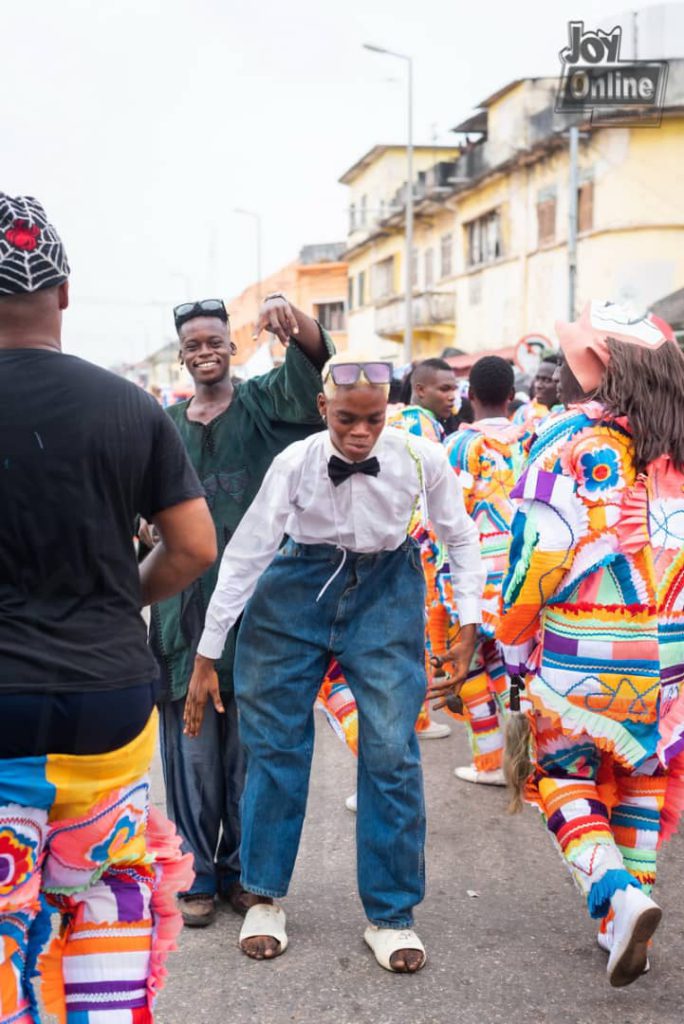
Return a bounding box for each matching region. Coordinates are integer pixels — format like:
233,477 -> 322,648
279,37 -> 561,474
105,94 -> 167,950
0,826 -> 40,895
578,447 -> 621,495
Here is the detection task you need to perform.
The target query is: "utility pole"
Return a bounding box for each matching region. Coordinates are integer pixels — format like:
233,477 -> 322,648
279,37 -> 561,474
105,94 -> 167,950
405,55 -> 414,365
567,125 -> 579,321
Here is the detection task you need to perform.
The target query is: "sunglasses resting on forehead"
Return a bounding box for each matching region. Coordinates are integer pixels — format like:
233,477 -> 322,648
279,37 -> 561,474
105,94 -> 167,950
173,298 -> 229,329
324,362 -> 393,387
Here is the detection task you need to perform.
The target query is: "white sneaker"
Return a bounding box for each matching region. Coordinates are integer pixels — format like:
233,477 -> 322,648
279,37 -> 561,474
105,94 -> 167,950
453,764 -> 506,786
345,792 -> 357,813
417,719 -> 451,740
606,887 -> 661,987
597,918 -> 650,973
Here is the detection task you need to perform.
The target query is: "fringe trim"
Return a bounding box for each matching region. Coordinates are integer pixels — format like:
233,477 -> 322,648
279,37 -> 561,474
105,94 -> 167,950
145,806 -> 195,1008
525,674 -> 652,771
38,807 -> 194,1021
587,868 -> 640,920
39,930 -> 68,1024
473,749 -> 503,772
658,688 -> 684,767
660,750 -> 684,846
23,897 -> 53,1020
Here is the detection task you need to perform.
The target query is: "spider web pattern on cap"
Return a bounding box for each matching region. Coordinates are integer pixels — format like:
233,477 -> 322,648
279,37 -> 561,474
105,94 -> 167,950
0,193 -> 70,296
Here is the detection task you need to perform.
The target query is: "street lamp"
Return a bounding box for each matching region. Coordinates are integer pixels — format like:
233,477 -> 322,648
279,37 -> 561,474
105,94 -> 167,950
233,208 -> 263,314
363,43 -> 414,364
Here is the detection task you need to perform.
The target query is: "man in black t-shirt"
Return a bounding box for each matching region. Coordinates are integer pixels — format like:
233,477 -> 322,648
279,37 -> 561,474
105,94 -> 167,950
0,192 -> 215,1023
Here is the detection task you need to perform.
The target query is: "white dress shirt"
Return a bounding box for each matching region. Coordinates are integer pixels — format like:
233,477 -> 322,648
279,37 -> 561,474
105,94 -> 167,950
198,426 -> 485,660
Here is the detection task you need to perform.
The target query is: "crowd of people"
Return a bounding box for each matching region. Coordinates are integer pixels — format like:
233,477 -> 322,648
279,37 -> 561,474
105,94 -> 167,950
1,191 -> 684,1024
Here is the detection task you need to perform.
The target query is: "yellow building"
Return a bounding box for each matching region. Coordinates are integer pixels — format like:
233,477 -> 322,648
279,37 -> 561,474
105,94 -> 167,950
341,145 -> 460,361
341,65 -> 684,362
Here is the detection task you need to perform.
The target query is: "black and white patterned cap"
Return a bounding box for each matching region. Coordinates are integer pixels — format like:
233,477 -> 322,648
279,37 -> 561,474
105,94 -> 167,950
0,193 -> 70,296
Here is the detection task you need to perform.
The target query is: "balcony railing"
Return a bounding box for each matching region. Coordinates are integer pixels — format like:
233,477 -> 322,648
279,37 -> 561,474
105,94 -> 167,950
375,291 -> 455,336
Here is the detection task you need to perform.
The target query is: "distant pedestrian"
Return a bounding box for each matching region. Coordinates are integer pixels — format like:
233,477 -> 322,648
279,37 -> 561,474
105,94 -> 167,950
436,355 -> 526,785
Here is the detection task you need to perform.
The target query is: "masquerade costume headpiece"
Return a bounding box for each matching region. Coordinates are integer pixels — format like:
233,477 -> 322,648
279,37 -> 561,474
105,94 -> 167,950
0,193 -> 70,296
555,299 -> 675,392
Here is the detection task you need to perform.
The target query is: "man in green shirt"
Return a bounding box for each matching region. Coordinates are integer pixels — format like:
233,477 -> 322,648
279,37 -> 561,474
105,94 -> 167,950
147,293 -> 333,927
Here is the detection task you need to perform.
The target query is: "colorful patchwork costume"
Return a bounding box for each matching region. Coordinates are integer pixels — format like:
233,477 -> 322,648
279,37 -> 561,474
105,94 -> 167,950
442,419 -> 526,771
0,714 -> 192,1024
499,400 -> 684,919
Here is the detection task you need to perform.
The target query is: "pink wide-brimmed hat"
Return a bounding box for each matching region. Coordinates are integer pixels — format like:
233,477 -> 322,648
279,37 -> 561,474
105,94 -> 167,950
555,300 -> 676,392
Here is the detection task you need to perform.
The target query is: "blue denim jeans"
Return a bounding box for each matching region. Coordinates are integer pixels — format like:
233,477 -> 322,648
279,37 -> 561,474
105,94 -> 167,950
234,538 -> 427,928
159,693 -> 245,897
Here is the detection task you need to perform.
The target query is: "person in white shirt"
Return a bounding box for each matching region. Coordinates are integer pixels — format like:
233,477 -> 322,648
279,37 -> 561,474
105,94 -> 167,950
183,352 -> 484,973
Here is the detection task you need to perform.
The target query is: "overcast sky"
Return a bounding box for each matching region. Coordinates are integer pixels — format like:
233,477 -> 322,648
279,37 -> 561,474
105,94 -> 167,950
2,0 -> 680,366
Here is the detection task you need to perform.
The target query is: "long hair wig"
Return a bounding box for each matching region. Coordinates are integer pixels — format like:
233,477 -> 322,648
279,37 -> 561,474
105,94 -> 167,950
594,338 -> 684,474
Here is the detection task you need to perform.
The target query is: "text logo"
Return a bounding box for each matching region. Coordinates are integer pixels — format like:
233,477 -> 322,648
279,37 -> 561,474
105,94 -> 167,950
556,22 -> 668,126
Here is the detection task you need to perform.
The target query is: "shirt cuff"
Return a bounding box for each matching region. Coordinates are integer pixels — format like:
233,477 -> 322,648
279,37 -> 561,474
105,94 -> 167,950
454,597 -> 481,626
197,626 -> 227,661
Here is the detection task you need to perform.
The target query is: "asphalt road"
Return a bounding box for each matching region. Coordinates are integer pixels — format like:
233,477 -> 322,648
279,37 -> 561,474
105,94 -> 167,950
153,709 -> 684,1024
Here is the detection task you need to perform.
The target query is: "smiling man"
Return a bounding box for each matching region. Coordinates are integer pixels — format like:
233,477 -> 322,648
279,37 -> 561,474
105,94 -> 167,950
148,293 -> 332,927
183,352 -> 484,973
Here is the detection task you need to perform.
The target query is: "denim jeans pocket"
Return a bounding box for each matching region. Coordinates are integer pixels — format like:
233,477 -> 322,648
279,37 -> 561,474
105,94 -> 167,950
407,542 -> 423,575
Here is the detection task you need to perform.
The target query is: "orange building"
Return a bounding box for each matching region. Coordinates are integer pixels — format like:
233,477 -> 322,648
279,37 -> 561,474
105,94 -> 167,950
229,243 -> 348,370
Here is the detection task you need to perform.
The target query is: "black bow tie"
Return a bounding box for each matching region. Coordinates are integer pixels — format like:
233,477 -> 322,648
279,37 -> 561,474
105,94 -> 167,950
328,454 -> 380,487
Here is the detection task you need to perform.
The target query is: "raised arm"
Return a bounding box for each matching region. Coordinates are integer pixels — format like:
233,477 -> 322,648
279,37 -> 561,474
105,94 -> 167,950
254,292 -> 329,369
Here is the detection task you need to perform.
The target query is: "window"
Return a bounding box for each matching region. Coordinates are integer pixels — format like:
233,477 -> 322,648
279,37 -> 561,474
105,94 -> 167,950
349,203 -> 356,233
358,271 -> 366,307
360,194 -> 368,227
578,180 -> 594,232
424,248 -> 434,289
537,195 -> 557,246
440,233 -> 452,278
466,209 -> 502,267
371,257 -> 394,301
316,301 -> 345,332
347,277 -> 354,311
411,248 -> 419,290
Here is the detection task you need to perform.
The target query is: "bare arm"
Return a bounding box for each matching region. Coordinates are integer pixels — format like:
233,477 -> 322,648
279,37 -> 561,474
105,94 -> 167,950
253,293 -> 328,369
139,497 -> 217,606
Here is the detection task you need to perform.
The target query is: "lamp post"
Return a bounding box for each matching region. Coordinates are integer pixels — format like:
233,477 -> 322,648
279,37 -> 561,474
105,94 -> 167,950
233,208 -> 263,315
363,43 -> 414,364
567,126 -> 579,321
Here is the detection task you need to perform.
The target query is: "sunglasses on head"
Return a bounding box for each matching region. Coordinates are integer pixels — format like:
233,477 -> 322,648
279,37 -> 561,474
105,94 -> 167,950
173,298 -> 229,329
325,361 -> 393,387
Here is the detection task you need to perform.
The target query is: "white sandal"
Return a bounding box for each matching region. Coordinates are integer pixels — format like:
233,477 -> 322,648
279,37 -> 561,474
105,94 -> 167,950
239,903 -> 288,959
363,924 -> 426,972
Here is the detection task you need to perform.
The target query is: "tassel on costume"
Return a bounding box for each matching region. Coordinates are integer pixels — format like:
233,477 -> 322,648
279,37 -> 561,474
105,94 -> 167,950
503,675 -> 533,814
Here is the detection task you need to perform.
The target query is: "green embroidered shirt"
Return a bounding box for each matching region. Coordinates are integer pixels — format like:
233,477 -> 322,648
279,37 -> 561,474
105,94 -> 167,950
150,332 -> 333,701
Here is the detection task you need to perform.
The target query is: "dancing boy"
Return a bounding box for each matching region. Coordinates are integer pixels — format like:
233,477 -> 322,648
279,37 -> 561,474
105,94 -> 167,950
184,352 -> 484,973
